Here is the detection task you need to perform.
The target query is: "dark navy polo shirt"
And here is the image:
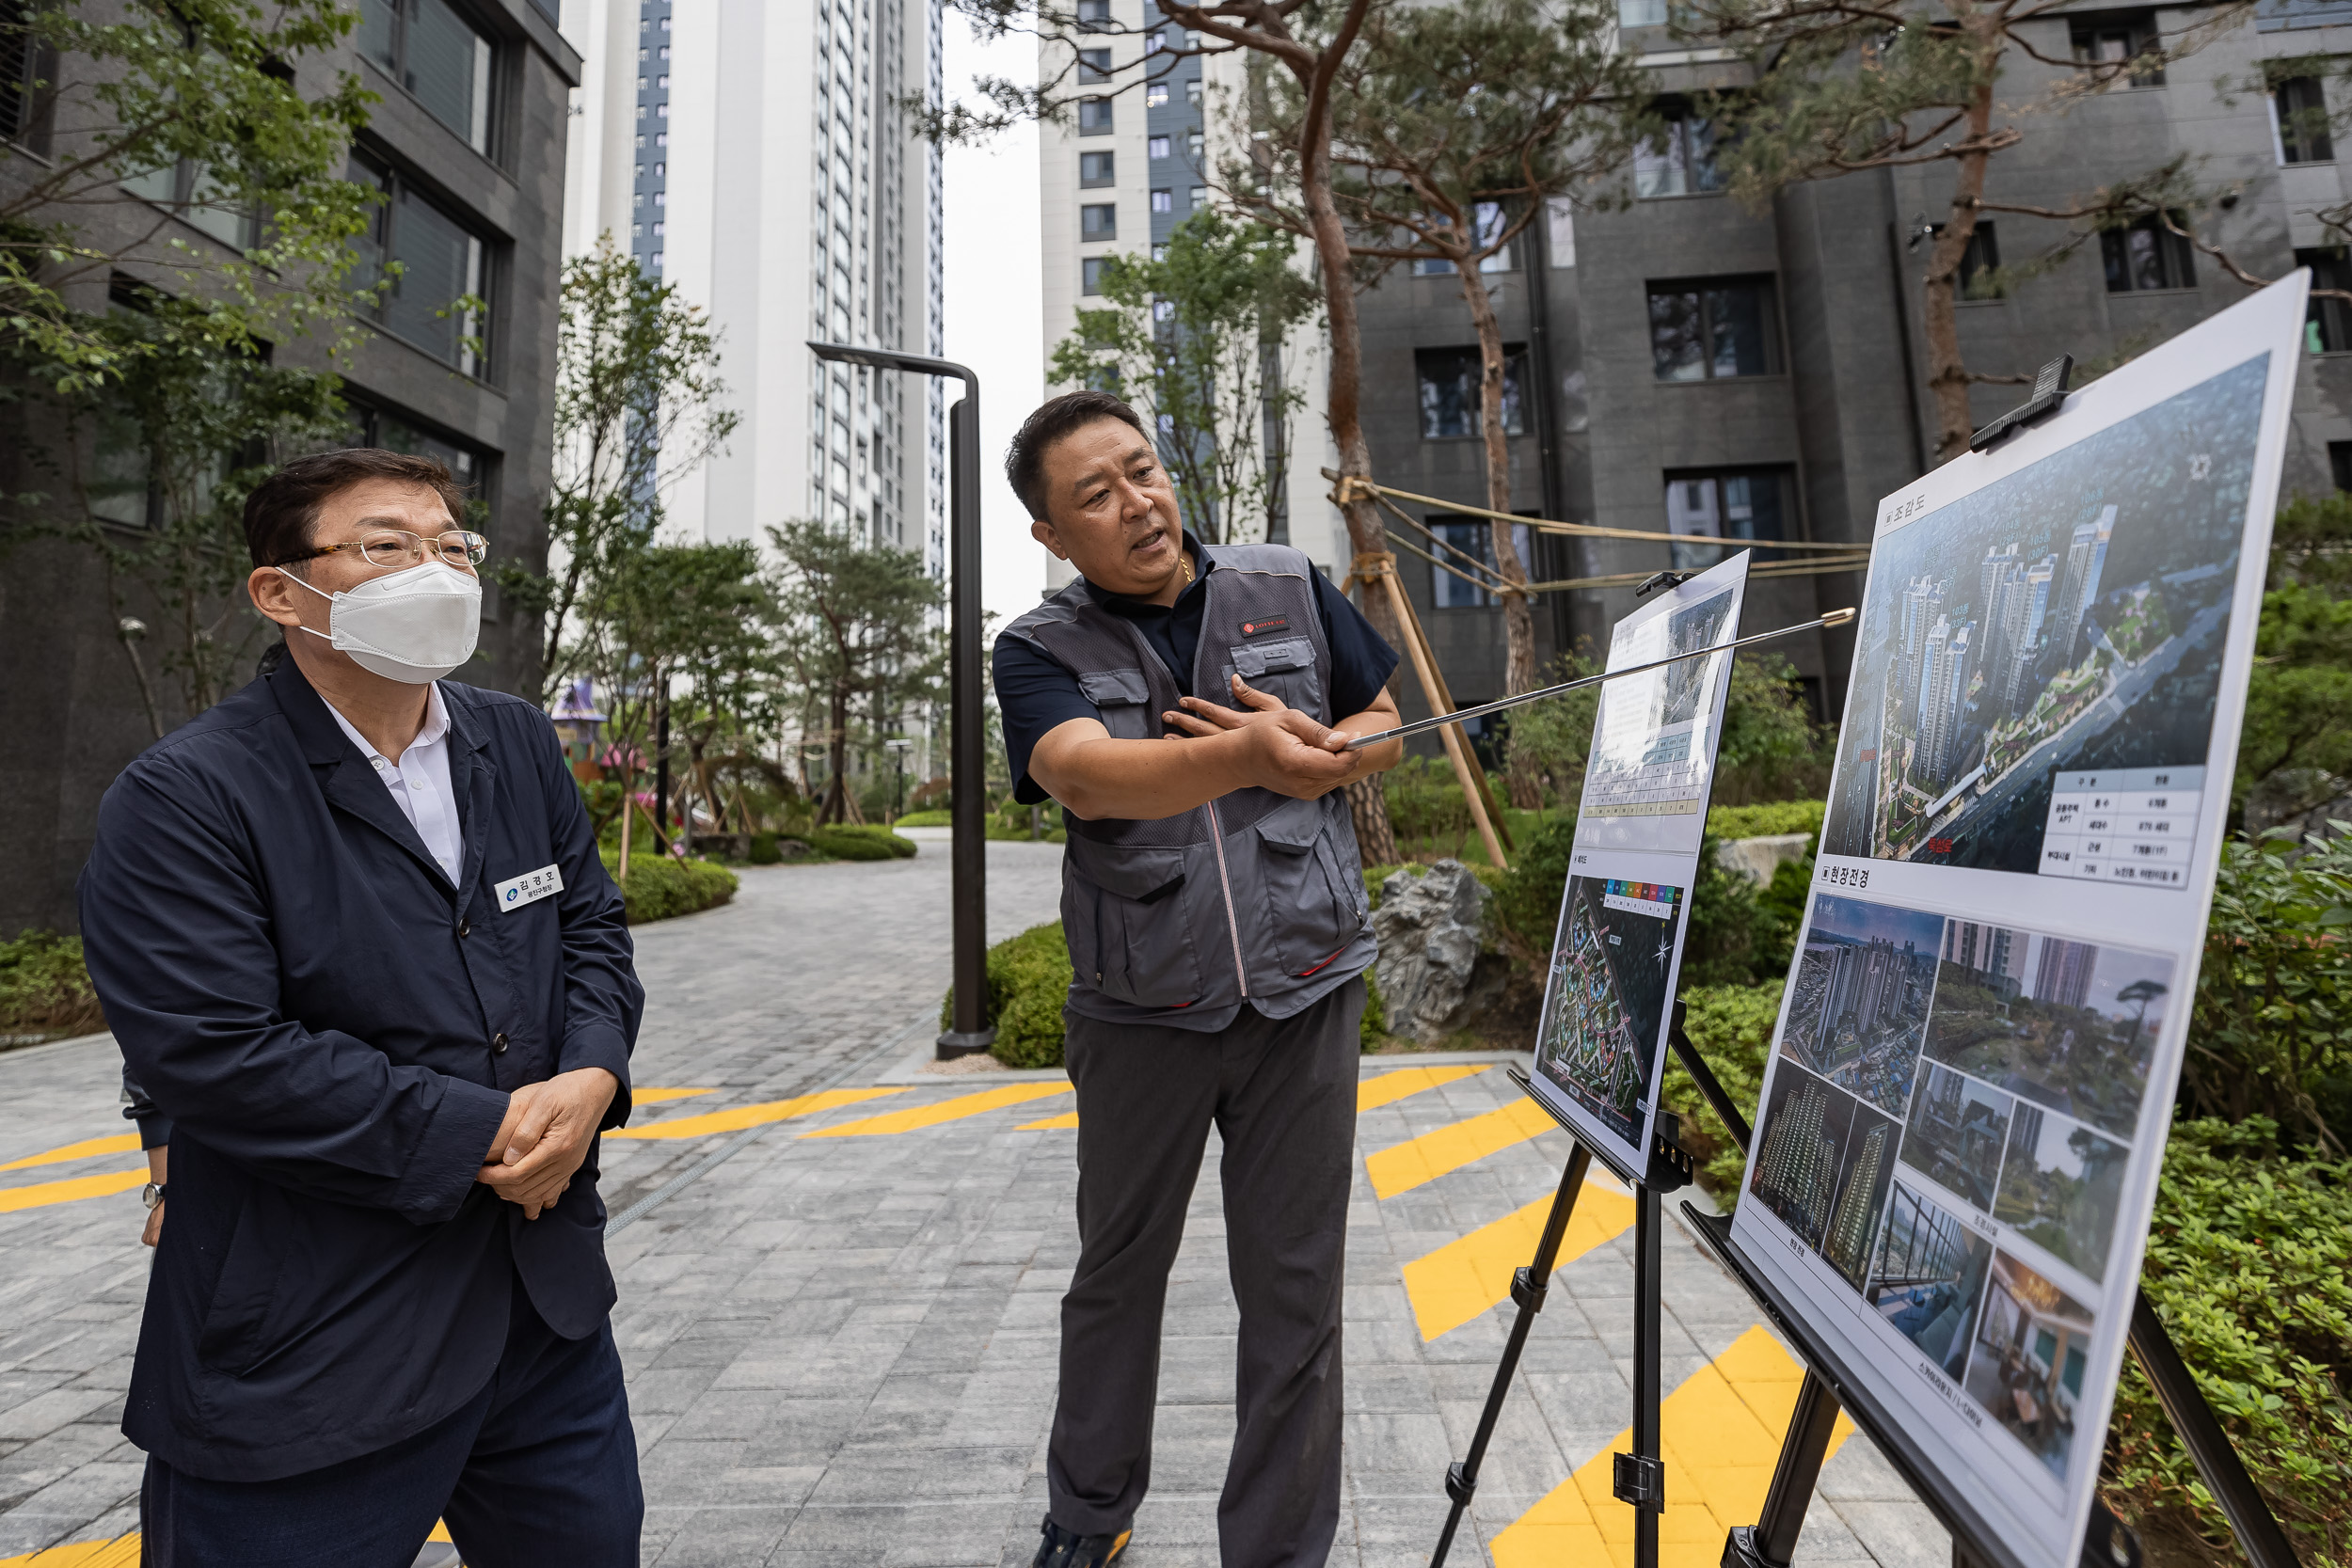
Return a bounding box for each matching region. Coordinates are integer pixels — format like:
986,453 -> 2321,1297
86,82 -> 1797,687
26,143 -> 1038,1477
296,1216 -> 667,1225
993,534 -> 1400,804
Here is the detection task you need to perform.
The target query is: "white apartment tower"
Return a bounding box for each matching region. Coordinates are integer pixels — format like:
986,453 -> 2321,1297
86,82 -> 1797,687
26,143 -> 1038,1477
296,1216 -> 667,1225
564,0 -> 947,567
1035,5 -> 1340,594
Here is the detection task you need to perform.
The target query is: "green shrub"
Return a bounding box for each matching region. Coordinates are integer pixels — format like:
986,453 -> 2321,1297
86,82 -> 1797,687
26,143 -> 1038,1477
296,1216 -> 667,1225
2106,1117 -> 2352,1568
895,808 -> 954,827
1383,756 -> 1473,852
1489,814 -> 1580,950
828,824 -> 916,858
0,930 -> 104,1041
1361,967 -> 1390,1050
1657,979 -> 1782,1199
598,852 -> 739,923
748,832 -> 782,864
808,829 -> 896,862
1706,799 -> 1827,841
2187,830 -> 2352,1150
942,921 -> 1075,1069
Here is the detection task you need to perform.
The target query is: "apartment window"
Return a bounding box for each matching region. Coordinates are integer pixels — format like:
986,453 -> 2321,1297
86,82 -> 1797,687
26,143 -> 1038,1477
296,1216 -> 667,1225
1151,187 -> 1172,214
2102,214 -> 2195,293
1077,47 -> 1110,84
352,404 -> 484,486
1548,198 -> 1576,267
1146,81 -> 1168,106
1619,0 -> 1668,20
2072,12 -> 2164,87
357,0 -> 497,154
1151,243 -> 1168,261
2,0 -> 56,154
1187,185 -> 1205,209
2301,246 -> 2352,351
1634,104 -> 1724,198
2275,75 -> 2334,164
1149,135 -> 1170,159
1430,516 -> 1534,609
1958,222 -> 2003,299
1185,78 -> 1201,105
2330,440 -> 2352,492
120,157 -> 258,252
350,156 -> 491,375
1082,202 -> 1118,241
1664,470 -> 1788,568
1078,97 -> 1113,135
1081,150 -> 1116,187
1144,27 -> 1165,53
1412,201 -> 1510,276
1647,277 -> 1780,379
1077,0 -> 1110,28
1186,129 -> 1203,158
1416,345 -> 1528,439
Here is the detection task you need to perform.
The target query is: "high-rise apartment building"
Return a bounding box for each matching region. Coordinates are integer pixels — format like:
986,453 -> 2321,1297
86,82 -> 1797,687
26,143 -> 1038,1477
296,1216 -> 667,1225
1034,12 -> 1337,594
1824,1118 -> 1891,1284
566,0 -> 947,563
2053,506 -> 2118,672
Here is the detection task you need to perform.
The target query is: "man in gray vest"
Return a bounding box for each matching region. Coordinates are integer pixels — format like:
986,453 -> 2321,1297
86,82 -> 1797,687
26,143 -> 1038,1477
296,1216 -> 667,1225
993,391 -> 1405,1568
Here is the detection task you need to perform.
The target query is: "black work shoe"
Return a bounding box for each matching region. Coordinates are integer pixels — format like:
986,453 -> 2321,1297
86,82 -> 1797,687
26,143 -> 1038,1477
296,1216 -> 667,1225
1031,1514 -> 1132,1567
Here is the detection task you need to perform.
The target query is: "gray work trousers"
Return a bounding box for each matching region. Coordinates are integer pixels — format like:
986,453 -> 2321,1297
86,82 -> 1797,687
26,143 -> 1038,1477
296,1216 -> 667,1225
1047,978 -> 1362,1568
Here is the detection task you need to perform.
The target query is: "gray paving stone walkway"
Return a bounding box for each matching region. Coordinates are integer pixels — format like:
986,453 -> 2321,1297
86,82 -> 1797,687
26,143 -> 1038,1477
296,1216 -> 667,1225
0,835 -> 1945,1567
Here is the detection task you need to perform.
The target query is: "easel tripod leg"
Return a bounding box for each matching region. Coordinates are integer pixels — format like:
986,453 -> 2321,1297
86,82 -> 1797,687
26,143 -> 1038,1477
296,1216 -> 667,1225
1722,1369 -> 1842,1568
1631,1184 -> 1664,1568
1429,1141 -> 1594,1568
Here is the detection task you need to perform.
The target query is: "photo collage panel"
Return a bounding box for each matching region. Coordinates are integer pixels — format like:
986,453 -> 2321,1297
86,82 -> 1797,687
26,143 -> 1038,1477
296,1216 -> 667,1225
1532,877 -> 1685,1152
1752,894 -> 2176,1484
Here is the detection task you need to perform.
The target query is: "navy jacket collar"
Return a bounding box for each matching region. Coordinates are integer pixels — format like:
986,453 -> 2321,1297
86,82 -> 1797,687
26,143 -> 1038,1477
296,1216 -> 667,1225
266,657 -> 481,899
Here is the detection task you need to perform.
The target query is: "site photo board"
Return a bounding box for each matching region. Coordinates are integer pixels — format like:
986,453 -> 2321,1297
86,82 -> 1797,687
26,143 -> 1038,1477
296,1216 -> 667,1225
1527,552 -> 1750,1183
1725,274 -> 2310,1568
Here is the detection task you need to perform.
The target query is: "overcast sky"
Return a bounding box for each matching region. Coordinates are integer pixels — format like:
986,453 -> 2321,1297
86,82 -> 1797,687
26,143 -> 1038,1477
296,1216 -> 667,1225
938,21 -> 1048,623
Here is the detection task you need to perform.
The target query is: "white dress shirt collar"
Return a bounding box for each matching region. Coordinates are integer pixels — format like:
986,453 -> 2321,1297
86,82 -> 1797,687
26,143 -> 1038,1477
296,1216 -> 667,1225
320,683 -> 465,885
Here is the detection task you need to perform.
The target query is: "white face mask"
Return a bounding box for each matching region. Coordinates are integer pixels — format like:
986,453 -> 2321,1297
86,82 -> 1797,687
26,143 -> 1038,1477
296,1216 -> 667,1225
276,561 -> 483,684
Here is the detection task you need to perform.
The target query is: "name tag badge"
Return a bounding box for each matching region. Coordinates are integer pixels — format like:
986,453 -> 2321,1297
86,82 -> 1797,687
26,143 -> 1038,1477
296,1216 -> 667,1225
497,864 -> 564,911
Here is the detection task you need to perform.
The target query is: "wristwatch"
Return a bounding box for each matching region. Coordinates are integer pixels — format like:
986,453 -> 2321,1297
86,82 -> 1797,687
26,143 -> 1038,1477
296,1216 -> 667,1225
139,1182 -> 167,1211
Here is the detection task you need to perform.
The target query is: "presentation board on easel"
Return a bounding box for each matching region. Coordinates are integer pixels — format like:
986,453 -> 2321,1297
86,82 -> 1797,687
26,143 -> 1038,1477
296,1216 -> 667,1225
1725,274 -> 2310,1568
1525,551 -> 1750,1183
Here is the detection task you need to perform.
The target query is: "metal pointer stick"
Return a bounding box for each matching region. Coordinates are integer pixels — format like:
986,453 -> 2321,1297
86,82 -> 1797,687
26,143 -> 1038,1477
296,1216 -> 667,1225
1341,608 -> 1856,751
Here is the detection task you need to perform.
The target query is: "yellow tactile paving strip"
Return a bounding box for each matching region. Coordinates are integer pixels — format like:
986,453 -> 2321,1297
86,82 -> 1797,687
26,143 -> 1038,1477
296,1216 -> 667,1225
802,1082 -> 1074,1137
0,1534 -> 139,1567
1017,1109 -> 1082,1130
1489,1324 -> 1855,1568
1402,1180 -> 1638,1341
0,1169 -> 147,1215
0,1134 -> 142,1172
1363,1094 -> 1560,1199
604,1086 -> 905,1140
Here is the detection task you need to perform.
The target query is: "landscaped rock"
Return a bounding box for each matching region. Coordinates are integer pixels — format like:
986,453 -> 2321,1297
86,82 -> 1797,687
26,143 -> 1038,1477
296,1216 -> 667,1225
1715,832 -> 1813,884
1373,859 -> 1495,1046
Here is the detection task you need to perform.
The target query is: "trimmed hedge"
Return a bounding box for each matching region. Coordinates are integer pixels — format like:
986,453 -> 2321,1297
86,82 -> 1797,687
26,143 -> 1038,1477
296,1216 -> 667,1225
598,851 -> 739,923
1705,799 -> 1827,840
0,929 -> 104,1043
827,824 -> 917,858
1657,979 -> 1782,1198
805,829 -> 894,862
894,809 -> 953,827
942,920 -> 1074,1069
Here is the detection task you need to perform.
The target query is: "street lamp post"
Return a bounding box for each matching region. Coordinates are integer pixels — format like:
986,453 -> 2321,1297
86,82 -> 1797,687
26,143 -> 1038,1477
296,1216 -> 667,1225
883,736 -> 914,822
808,341 -> 994,1061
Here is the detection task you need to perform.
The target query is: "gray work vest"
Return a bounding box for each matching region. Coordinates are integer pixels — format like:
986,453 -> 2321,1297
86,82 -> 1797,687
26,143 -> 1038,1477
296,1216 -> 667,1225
1002,542 -> 1377,1024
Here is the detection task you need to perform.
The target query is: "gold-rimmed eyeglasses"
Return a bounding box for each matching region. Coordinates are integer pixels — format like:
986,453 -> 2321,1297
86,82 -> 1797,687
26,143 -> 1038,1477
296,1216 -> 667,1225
277,530 -> 489,570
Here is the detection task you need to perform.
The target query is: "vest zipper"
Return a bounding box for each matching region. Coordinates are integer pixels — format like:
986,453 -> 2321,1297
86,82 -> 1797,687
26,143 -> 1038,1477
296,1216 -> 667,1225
1204,800 -> 1248,997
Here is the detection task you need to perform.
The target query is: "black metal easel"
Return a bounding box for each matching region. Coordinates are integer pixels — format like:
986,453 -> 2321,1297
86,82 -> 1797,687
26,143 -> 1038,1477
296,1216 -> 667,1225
1427,1060 -> 1697,1568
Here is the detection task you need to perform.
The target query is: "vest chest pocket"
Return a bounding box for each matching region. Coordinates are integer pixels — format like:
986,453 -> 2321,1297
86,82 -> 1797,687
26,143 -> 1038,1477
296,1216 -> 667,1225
1222,636 -> 1325,721
1078,668 -> 1157,740
1252,800 -> 1363,977
1062,842 -> 1203,1007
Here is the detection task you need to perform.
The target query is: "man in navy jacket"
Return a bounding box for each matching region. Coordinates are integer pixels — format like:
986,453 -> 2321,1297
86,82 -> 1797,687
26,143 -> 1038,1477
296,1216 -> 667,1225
78,449 -> 646,1567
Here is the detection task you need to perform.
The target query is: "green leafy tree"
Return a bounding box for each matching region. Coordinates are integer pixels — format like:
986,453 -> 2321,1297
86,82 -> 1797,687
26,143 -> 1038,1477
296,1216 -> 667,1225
50,293 -> 347,736
1048,209 -> 1317,545
768,518 -> 946,826
1683,0 -> 2267,461
505,237 -> 739,704
1238,0 -> 1647,726
0,0 -> 380,386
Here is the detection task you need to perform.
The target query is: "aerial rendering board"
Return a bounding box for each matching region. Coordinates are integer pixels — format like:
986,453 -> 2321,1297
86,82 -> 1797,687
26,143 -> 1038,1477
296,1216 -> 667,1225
1529,553 -> 1749,1181
1727,275 -> 2308,1568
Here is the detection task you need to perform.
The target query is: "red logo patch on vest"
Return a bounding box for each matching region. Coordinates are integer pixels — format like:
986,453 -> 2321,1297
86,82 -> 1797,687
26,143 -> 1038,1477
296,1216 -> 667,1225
1239,615 -> 1290,637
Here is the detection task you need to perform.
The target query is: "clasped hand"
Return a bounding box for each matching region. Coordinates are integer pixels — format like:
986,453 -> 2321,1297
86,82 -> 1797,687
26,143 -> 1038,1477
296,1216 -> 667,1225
1162,674 -> 1359,798
478,1066 -> 620,1220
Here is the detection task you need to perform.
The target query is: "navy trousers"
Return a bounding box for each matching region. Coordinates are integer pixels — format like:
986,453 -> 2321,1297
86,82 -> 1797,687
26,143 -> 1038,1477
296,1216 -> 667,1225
140,1265 -> 642,1568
